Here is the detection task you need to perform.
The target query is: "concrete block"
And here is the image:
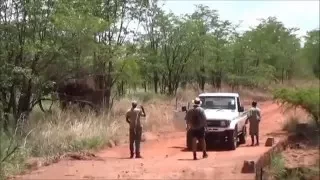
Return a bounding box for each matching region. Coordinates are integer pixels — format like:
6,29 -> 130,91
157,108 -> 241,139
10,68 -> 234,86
241,160 -> 255,173
265,137 -> 275,147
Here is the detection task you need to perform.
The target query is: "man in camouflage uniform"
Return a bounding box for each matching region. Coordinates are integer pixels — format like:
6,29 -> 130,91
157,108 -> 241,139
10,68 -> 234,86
246,101 -> 261,146
126,100 -> 146,158
185,97 -> 208,160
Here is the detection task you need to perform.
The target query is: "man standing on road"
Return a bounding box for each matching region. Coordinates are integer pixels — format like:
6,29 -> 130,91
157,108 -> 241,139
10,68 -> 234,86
245,101 -> 261,146
185,97 -> 208,160
126,100 -> 146,158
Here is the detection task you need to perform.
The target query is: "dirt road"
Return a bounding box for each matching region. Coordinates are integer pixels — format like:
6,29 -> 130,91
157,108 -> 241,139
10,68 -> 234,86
17,101 -> 290,180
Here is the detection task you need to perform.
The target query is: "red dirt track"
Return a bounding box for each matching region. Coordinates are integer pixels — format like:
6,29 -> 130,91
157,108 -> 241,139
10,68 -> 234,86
16,101 -> 290,180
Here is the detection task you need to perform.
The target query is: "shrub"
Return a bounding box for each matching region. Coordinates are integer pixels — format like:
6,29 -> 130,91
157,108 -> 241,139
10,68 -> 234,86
273,88 -> 319,128
282,116 -> 300,133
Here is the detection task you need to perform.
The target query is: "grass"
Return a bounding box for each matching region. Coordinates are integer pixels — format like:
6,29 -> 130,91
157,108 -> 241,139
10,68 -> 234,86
1,106 -> 124,178
0,132 -> 29,178
27,110 -> 121,157
267,153 -> 319,180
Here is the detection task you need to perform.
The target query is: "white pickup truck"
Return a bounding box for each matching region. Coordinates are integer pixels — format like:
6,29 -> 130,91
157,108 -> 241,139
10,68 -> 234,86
178,92 -> 248,150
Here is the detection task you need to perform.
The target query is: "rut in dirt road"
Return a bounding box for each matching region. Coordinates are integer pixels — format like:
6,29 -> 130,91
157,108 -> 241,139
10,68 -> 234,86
16,102 -> 288,180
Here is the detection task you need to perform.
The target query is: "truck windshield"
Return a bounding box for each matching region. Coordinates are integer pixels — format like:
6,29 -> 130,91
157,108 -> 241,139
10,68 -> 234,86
199,96 -> 236,110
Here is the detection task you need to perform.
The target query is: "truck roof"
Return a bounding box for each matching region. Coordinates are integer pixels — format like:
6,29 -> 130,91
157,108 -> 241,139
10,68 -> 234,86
198,92 -> 240,97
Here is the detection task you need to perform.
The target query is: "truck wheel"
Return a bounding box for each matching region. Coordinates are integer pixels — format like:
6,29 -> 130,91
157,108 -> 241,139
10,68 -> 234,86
227,128 -> 238,150
186,130 -> 192,150
239,126 -> 247,144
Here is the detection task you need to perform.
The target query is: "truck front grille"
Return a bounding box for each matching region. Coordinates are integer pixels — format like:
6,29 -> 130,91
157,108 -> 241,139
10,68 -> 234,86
206,121 -> 221,127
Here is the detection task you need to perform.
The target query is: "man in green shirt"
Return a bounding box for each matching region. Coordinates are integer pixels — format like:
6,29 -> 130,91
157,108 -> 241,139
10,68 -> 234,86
246,101 -> 261,146
126,101 -> 146,158
185,97 -> 208,160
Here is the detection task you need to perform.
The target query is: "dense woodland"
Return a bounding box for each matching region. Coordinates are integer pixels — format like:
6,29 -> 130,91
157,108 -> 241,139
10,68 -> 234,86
0,0 -> 319,127
0,1 -> 319,178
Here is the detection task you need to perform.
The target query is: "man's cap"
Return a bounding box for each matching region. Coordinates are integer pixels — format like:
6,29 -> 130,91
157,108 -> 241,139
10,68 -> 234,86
132,100 -> 138,106
192,97 -> 202,105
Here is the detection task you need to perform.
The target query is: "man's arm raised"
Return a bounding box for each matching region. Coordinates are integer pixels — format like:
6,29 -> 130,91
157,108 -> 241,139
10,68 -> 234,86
140,105 -> 146,117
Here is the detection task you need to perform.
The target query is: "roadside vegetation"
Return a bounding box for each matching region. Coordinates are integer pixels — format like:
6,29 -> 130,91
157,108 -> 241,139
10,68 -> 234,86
267,152 -> 319,180
266,87 -> 320,180
0,0 -> 319,178
273,87 -> 319,129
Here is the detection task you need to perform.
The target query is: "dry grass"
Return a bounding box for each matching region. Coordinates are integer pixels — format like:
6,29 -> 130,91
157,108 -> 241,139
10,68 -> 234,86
22,93 -> 176,160
26,109 -> 122,157
111,95 -> 175,133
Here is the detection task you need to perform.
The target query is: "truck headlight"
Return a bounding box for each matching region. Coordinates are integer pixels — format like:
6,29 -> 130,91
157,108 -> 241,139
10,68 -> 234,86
220,120 -> 230,127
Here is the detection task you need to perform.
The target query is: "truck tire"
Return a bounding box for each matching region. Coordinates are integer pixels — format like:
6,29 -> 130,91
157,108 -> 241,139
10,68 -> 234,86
239,126 -> 247,145
186,130 -> 192,150
227,128 -> 238,150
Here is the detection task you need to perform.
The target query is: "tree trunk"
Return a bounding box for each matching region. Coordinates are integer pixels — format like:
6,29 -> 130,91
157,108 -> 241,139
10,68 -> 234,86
168,71 -> 173,95
281,68 -> 284,84
121,81 -> 125,95
103,61 -> 113,112
199,66 -> 205,91
153,72 -> 158,94
216,71 -> 222,90
17,79 -> 32,122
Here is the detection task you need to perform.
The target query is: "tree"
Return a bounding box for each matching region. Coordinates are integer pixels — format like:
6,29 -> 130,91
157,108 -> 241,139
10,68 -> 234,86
0,1 -> 318,131
302,29 -> 320,79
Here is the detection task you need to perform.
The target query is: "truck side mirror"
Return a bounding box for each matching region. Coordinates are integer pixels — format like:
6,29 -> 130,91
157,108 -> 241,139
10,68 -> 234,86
239,106 -> 244,112
181,106 -> 187,112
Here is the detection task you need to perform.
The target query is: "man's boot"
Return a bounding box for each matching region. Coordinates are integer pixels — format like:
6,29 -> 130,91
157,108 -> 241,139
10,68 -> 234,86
130,152 -> 134,159
135,152 -> 142,158
193,152 -> 197,160
256,135 -> 259,146
203,151 -> 208,158
251,135 -> 254,146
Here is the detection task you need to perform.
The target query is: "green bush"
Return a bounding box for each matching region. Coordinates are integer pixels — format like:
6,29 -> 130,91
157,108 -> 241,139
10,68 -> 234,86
268,153 -> 286,179
273,88 -> 319,128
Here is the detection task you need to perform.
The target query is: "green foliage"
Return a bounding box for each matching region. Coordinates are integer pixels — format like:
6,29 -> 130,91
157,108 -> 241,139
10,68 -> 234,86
302,29 -> 320,78
269,153 -> 287,179
273,88 -> 320,127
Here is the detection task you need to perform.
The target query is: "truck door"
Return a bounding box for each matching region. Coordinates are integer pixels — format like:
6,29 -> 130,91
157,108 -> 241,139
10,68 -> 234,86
237,97 -> 245,131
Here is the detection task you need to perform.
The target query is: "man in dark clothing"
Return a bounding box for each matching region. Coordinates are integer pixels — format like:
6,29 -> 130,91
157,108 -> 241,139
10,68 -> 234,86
126,100 -> 146,158
185,97 -> 208,160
